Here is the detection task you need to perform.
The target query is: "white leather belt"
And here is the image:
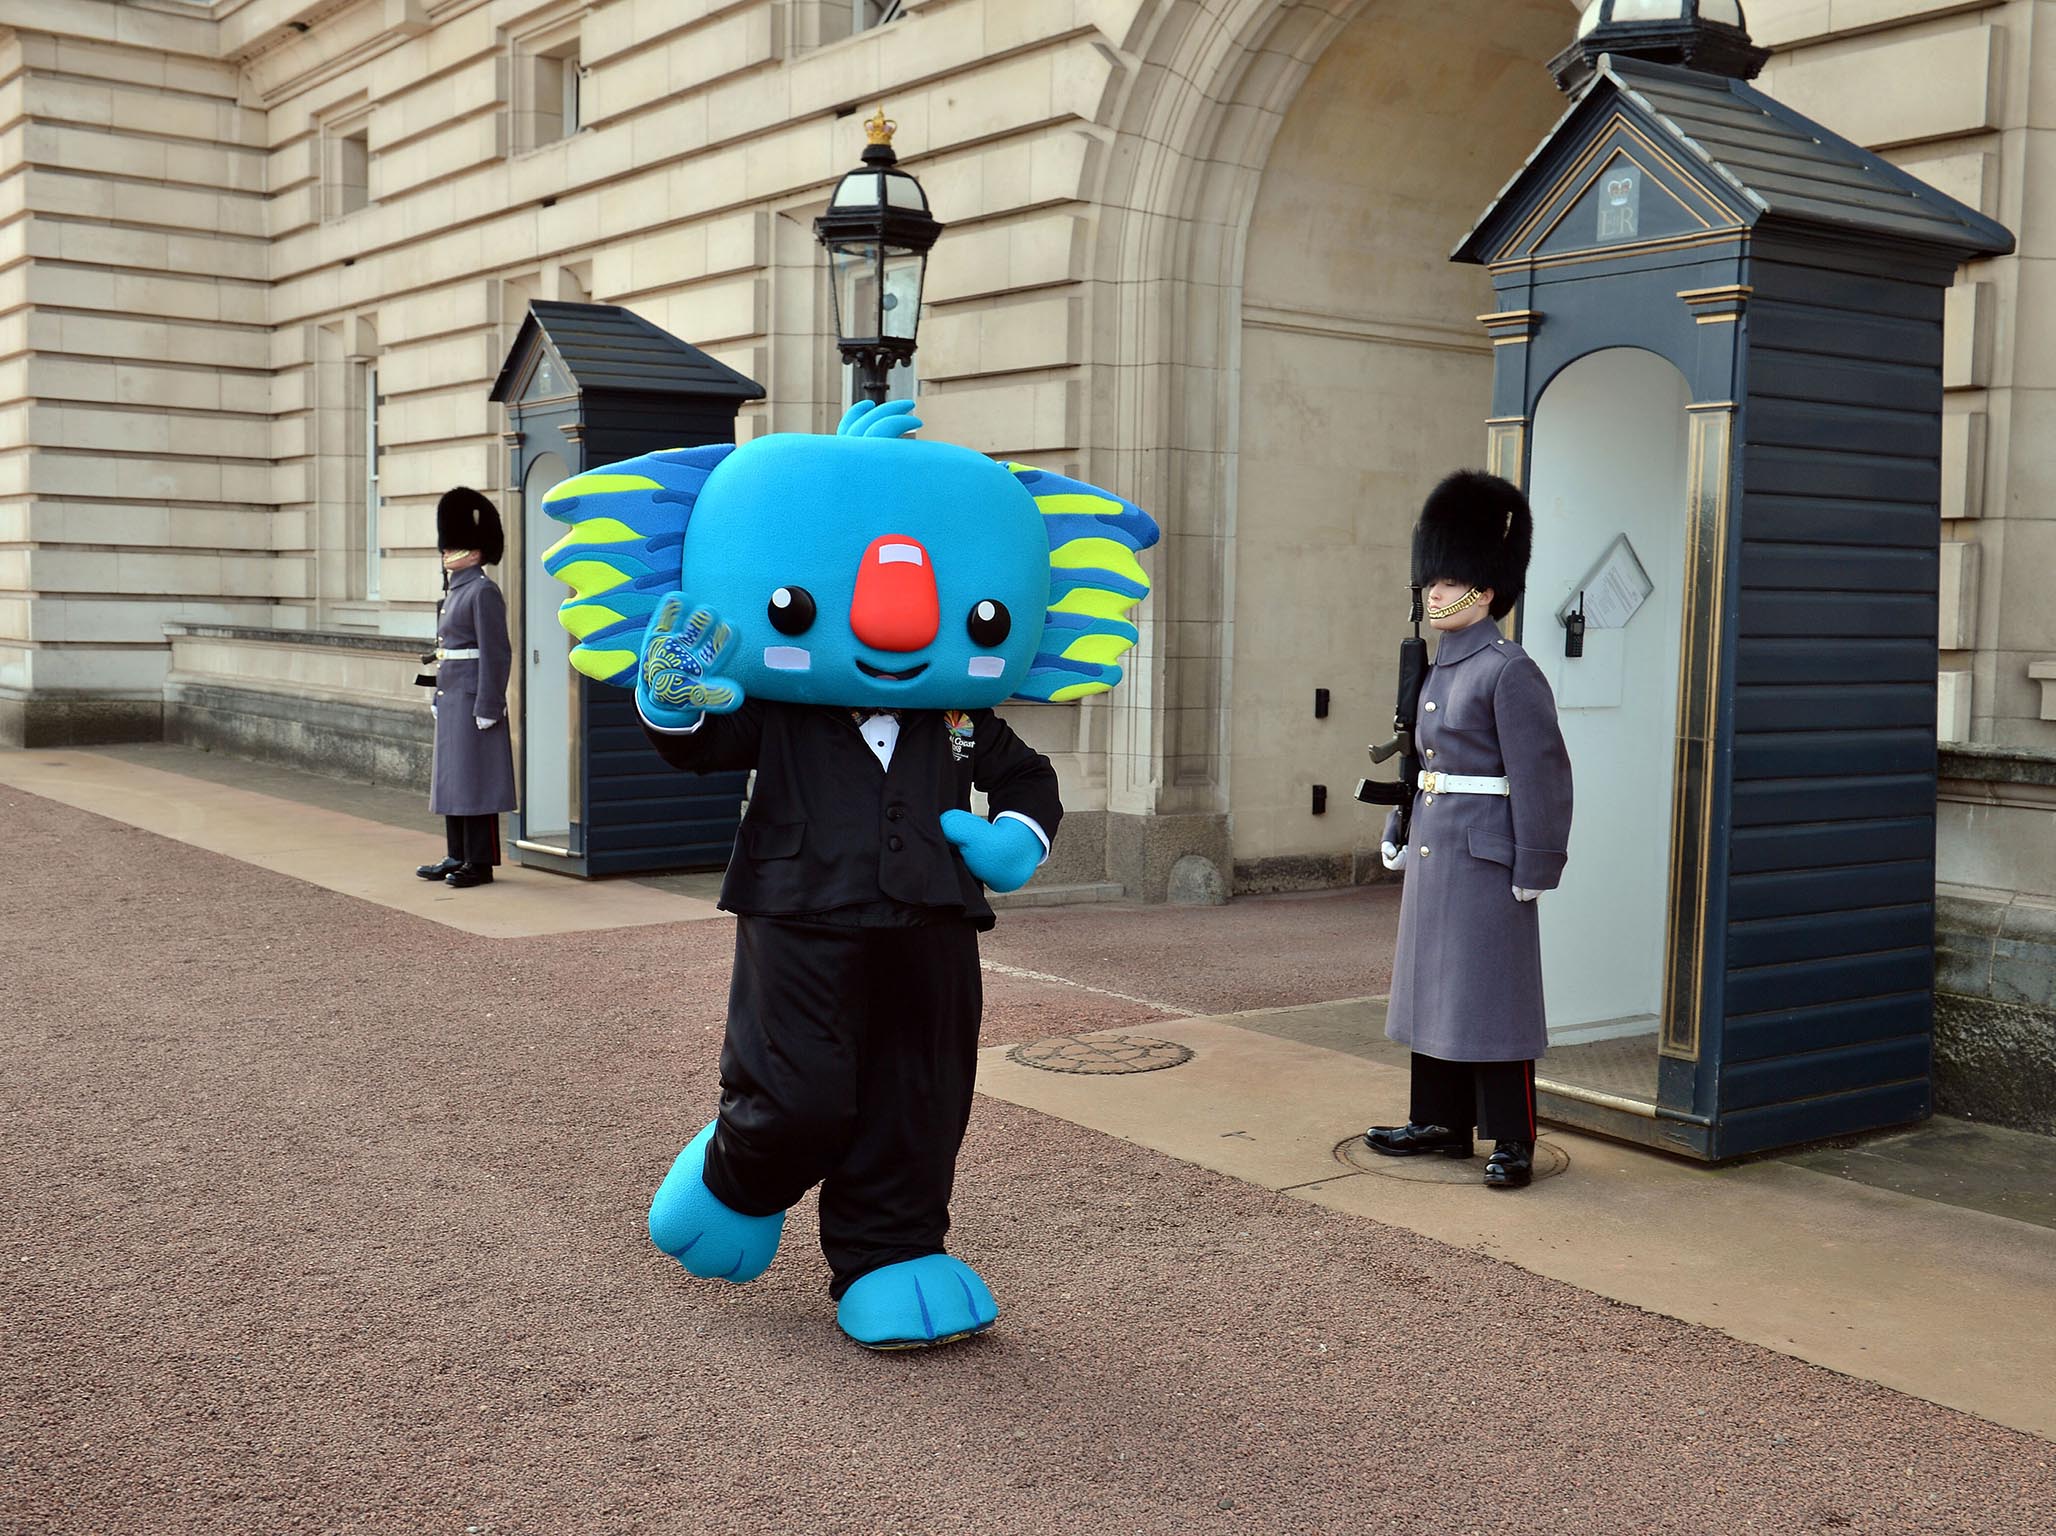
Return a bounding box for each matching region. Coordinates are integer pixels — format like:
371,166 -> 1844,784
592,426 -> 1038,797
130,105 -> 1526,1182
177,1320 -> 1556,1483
1418,771 -> 1510,796
436,647 -> 480,660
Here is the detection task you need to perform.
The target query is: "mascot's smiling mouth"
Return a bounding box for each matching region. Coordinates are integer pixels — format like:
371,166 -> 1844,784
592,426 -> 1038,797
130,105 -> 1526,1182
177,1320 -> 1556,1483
856,659 -> 930,682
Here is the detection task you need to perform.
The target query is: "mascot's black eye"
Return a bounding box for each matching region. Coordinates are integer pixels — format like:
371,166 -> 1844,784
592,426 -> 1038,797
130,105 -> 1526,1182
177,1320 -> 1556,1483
967,599 -> 1011,647
767,586 -> 815,636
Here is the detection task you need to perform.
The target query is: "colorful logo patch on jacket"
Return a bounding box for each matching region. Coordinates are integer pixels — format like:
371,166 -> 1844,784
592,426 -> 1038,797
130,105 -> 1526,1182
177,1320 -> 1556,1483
943,710 -> 974,762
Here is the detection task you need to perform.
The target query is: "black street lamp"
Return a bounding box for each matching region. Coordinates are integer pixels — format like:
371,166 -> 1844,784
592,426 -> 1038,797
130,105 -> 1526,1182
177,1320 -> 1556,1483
1551,0 -> 1769,91
814,109 -> 944,405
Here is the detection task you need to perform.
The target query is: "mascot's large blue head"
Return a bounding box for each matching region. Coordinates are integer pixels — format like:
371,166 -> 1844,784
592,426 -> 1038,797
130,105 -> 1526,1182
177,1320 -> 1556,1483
540,399 -> 1157,709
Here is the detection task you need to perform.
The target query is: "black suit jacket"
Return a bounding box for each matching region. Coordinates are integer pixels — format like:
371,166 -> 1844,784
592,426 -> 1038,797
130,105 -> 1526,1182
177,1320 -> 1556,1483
643,702 -> 1062,929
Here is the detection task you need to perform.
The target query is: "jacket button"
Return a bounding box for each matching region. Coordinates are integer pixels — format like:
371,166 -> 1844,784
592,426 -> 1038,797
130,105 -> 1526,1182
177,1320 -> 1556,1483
1424,701 -> 1437,712
1424,794 -> 1434,804
887,806 -> 905,821
1425,748 -> 1435,759
888,835 -> 904,852
1420,846 -> 1431,858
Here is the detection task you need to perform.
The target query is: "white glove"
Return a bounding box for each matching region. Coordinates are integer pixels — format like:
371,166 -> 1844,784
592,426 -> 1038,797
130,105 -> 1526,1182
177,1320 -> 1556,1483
1513,886 -> 1542,903
474,715 -> 493,731
1380,841 -> 1407,872
430,702 -> 438,720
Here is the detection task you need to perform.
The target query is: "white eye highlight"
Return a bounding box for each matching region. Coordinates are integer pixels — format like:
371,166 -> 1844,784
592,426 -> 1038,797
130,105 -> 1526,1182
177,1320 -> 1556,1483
967,657 -> 1006,678
763,646 -> 812,671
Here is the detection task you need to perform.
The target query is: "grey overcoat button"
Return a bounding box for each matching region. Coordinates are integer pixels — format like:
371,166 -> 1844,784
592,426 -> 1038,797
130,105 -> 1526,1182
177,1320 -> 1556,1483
1424,701 -> 1437,712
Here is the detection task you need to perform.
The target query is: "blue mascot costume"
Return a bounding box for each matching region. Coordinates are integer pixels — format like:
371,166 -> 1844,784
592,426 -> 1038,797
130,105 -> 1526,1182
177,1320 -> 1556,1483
542,398 -> 1157,1348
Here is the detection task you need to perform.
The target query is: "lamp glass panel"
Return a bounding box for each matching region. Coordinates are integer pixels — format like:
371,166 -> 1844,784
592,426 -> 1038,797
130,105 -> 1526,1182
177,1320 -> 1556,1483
830,242 -> 883,343
1610,0 -> 1689,21
884,172 -> 929,211
1700,0 -> 1743,24
1578,0 -> 1603,36
881,246 -> 924,341
832,170 -> 884,210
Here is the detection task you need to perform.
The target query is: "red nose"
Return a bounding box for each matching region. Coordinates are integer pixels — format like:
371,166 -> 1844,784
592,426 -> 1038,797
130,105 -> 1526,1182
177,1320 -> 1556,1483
849,535 -> 939,652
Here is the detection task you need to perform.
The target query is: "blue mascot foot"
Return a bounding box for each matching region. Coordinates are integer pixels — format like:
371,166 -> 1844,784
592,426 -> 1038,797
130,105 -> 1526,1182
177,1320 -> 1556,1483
646,1123 -> 784,1283
837,1255 -> 998,1350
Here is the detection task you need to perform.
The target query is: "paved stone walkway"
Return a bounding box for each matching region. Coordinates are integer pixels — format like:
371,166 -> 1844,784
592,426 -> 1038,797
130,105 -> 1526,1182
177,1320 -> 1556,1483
979,1011 -> 2056,1438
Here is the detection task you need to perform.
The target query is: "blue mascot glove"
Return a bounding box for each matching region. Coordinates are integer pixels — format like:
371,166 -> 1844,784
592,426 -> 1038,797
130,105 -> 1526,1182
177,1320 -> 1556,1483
940,809 -> 1042,894
637,591 -> 745,731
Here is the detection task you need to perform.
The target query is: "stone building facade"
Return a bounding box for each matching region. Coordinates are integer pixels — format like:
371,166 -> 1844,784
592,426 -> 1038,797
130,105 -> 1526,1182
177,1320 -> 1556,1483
0,0 -> 2050,1120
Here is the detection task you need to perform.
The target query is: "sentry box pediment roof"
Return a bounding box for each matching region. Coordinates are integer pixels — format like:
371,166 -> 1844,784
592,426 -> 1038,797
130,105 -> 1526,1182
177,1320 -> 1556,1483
1456,54 -> 2014,269
489,300 -> 766,405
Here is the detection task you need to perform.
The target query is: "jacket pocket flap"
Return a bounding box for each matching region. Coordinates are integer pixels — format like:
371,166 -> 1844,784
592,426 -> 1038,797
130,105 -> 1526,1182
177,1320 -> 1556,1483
742,820 -> 803,860
1468,828 -> 1516,868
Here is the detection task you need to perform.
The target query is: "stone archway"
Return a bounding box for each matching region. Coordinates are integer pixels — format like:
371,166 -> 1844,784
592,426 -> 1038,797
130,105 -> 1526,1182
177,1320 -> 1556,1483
1229,0 -> 1570,885
1083,0 -> 1579,897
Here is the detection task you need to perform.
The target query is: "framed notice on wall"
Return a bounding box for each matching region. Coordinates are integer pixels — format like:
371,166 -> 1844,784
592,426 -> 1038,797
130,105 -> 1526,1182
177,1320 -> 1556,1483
1556,533 -> 1654,632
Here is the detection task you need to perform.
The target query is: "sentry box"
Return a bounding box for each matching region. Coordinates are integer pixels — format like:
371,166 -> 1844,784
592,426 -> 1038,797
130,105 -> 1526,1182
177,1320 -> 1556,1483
490,301 -> 764,878
1455,13 -> 2013,1159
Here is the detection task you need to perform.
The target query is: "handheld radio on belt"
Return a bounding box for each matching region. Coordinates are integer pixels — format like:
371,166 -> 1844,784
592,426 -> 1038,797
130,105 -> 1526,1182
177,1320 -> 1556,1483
1354,583 -> 1428,847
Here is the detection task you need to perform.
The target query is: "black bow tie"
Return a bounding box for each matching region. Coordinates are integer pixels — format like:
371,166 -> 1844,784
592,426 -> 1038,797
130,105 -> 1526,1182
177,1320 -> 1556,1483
851,708 -> 901,727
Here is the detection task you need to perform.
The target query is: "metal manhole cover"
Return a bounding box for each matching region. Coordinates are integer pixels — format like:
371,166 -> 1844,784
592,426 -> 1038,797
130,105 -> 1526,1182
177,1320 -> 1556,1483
1006,1035 -> 1194,1075
1332,1133 -> 1570,1184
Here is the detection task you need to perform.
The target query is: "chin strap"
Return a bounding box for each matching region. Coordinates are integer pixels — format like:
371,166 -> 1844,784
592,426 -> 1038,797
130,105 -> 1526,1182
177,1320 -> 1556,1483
1425,586 -> 1483,621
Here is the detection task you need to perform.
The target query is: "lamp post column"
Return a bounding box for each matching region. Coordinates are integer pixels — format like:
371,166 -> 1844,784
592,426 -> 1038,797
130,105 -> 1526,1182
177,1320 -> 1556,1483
854,350 -> 891,406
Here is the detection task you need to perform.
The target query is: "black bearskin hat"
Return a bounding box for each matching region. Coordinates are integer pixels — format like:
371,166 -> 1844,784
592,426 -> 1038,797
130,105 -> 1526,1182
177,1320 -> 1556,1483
437,486 -> 504,565
1410,470 -> 1533,621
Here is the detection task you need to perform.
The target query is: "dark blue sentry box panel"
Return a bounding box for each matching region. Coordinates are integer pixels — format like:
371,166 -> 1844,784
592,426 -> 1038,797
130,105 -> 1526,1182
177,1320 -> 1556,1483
1456,53 -> 2012,1160
491,301 -> 765,879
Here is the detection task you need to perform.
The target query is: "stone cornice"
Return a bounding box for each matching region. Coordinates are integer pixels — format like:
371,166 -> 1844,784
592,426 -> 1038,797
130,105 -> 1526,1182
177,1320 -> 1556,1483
165,622 -> 430,654
1941,742 -> 2056,788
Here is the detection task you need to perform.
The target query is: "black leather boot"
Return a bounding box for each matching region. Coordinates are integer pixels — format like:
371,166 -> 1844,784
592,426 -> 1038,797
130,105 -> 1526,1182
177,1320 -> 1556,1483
445,864 -> 494,888
1483,1140 -> 1534,1189
1363,1122 -> 1473,1158
415,857 -> 462,881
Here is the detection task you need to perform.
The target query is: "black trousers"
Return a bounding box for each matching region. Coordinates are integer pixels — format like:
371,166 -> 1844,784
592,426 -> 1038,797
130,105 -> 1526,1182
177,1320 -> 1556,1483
444,814 -> 501,866
701,915 -> 983,1298
1410,1051 -> 1537,1142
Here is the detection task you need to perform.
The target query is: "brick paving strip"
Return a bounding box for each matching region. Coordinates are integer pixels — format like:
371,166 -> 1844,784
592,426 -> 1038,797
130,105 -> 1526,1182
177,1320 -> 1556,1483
3,772 -> 2054,1534
0,750 -> 723,938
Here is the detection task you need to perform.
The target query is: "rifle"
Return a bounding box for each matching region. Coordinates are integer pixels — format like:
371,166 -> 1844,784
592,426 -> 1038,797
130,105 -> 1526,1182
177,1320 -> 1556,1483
415,565 -> 449,691
1354,584 -> 1428,849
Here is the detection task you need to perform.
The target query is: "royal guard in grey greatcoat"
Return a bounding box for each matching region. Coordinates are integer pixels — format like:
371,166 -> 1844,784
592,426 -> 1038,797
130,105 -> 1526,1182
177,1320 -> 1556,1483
415,486 -> 518,889
1365,471 -> 1574,1189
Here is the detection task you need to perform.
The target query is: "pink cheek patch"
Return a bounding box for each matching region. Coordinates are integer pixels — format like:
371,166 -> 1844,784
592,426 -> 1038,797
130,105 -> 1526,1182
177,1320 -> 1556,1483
849,535 -> 940,653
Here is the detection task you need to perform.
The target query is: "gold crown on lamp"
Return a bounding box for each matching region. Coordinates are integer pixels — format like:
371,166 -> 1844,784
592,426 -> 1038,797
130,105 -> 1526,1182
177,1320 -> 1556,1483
864,108 -> 896,146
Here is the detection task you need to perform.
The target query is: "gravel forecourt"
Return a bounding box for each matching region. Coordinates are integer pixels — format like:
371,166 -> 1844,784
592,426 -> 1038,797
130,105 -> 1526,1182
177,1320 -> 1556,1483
4,788 -> 2053,1535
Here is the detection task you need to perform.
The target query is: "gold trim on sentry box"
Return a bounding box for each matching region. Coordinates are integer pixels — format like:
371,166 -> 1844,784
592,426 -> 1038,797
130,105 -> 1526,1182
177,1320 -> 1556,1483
1680,282 -> 1753,325
1534,1080 -> 1660,1119
1495,227 -> 1749,277
1485,418 -> 1530,640
1660,403 -> 1735,1064
1498,116 -> 1735,261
